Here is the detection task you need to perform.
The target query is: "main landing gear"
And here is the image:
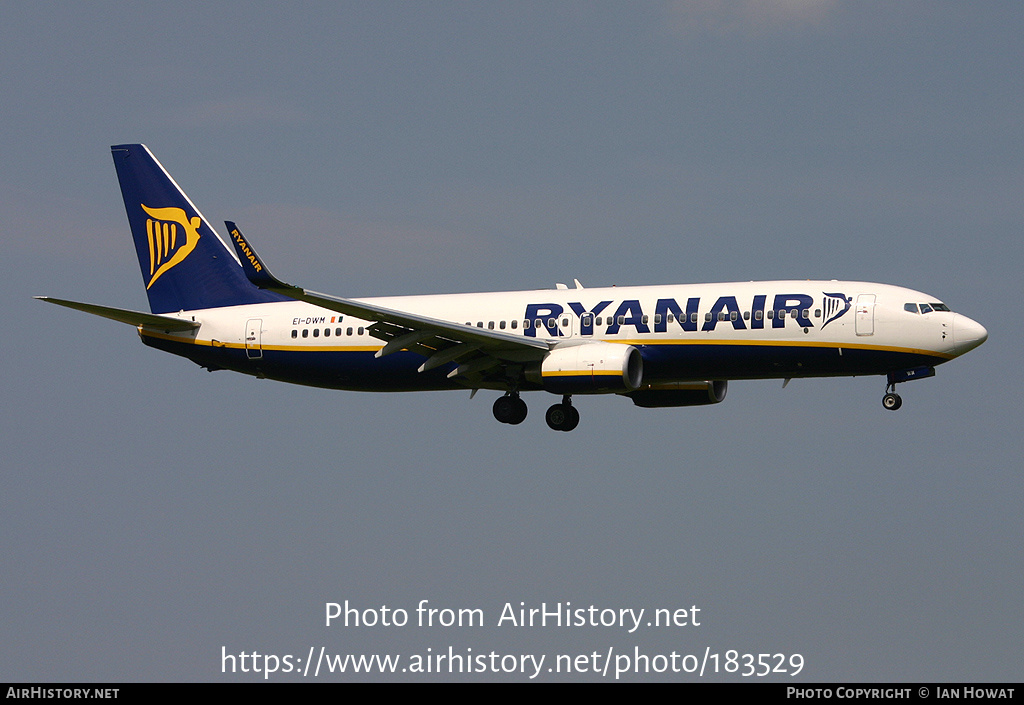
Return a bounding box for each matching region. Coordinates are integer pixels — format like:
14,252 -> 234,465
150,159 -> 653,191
882,382 -> 903,411
492,393 -> 581,431
545,395 -> 579,432
492,393 -> 528,425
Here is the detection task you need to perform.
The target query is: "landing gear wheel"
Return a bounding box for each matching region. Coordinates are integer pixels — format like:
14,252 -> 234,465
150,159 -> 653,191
508,397 -> 528,425
493,394 -> 528,424
493,395 -> 515,423
882,392 -> 902,411
545,404 -> 567,430
562,405 -> 580,432
545,403 -> 580,432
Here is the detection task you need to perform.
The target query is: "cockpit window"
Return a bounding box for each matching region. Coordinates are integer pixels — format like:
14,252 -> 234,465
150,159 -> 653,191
906,302 -> 951,314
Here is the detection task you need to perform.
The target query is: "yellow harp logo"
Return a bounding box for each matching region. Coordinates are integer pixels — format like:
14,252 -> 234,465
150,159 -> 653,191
141,204 -> 201,289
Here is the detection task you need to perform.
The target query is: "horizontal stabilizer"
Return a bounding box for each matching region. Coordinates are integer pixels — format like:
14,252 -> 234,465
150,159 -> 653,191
35,297 -> 200,331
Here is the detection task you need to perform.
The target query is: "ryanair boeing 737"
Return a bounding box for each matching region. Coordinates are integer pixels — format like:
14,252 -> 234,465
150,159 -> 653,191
39,144 -> 988,431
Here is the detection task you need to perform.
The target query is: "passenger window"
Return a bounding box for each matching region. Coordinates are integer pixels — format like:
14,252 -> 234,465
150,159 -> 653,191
814,309 -> 821,318
313,328 -> 319,337
691,312 -> 698,323
766,310 -> 774,320
346,327 -> 353,335
324,328 -> 331,337
336,328 -> 342,336
488,321 -> 494,329
524,319 -> 532,329
641,315 -> 649,325
499,321 -> 506,329
477,322 -> 483,328
582,314 -> 593,326
705,312 -> 712,322
617,316 -> 625,325
596,317 -> 602,326
302,329 -> 309,338
358,327 -> 364,335
743,311 -> 750,320
291,330 -> 298,339
666,314 -> 674,323
755,310 -> 763,320
801,309 -> 809,319
729,311 -> 738,321
655,314 -> 662,324
562,318 -> 569,327
511,320 -> 517,329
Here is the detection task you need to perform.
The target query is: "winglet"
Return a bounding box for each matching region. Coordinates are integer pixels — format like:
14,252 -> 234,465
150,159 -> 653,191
224,221 -> 301,293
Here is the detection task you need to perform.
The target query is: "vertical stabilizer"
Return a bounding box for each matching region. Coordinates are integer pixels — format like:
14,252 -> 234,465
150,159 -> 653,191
110,144 -> 286,313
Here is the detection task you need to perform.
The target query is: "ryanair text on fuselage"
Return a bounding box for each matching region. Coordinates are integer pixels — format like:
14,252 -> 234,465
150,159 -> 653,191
522,292 -> 852,338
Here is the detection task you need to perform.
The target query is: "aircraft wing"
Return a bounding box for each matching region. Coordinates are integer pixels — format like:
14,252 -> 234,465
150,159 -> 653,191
35,297 -> 200,332
225,222 -> 552,380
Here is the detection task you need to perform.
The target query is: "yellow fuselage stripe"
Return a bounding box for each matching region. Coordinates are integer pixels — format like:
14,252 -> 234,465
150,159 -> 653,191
139,328 -> 953,360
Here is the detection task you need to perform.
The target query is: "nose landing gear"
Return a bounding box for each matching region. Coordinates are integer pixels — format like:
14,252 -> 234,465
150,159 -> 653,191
881,367 -> 936,411
882,382 -> 902,411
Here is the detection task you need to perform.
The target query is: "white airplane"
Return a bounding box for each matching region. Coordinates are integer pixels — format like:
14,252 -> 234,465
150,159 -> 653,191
39,144 -> 988,431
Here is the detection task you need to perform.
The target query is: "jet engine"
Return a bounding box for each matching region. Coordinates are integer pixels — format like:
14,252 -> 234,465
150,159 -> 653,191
527,342 -> 643,394
625,380 -> 728,408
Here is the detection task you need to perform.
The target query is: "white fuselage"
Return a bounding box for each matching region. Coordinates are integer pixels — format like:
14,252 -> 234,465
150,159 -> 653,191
139,279 -> 986,393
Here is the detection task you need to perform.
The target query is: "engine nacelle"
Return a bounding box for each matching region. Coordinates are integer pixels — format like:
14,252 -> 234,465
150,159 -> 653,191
529,343 -> 643,394
626,380 -> 728,408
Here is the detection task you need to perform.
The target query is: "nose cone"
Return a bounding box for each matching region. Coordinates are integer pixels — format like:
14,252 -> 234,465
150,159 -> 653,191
953,314 -> 988,356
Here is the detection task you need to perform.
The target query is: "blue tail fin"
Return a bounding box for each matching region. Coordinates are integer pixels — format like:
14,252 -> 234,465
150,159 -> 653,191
111,144 -> 287,313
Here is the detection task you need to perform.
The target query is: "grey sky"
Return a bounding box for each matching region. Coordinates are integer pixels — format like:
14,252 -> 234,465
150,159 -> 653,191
2,2 -> 1020,681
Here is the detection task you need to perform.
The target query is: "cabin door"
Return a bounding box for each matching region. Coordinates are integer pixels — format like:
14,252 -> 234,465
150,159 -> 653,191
245,318 -> 263,359
855,295 -> 875,336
